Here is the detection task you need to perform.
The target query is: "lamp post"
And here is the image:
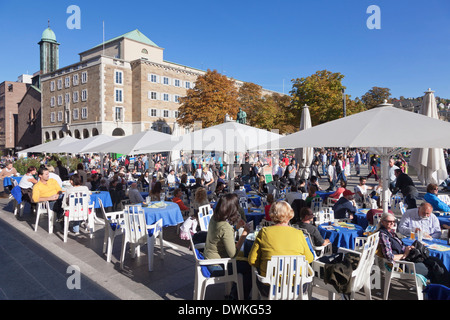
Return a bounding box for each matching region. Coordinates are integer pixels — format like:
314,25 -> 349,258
342,88 -> 347,118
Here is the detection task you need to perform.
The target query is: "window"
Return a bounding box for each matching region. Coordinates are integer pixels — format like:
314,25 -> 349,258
57,79 -> 62,90
174,110 -> 179,118
65,76 -> 70,88
65,93 -> 70,104
73,74 -> 79,86
142,48 -> 148,54
163,93 -> 169,102
57,95 -> 63,106
174,79 -> 180,87
50,97 -> 55,107
163,110 -> 169,118
81,89 -> 88,101
163,77 -> 170,85
115,107 -> 123,122
150,74 -> 158,83
185,81 -> 191,89
73,91 -> 79,103
81,71 -> 88,84
81,107 -> 88,119
57,111 -> 63,122
50,112 -> 56,123
148,91 -> 158,100
148,108 -> 157,117
115,70 -> 123,85
115,89 -> 123,103
174,95 -> 180,103
73,108 -> 79,120
50,81 -> 55,91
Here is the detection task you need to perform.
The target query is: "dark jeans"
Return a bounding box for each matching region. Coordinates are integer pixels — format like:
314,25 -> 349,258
405,193 -> 418,209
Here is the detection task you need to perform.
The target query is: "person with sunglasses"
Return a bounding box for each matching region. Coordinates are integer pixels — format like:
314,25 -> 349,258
423,183 -> 450,214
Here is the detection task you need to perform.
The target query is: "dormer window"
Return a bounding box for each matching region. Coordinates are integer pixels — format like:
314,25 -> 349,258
141,48 -> 148,54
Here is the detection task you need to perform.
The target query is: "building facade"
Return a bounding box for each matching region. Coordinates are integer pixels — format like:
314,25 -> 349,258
40,29 -> 276,143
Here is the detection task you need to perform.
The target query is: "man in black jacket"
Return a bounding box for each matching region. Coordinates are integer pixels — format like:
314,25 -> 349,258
392,169 -> 419,209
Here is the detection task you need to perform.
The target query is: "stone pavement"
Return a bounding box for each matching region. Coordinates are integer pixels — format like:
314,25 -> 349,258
0,163 -> 436,300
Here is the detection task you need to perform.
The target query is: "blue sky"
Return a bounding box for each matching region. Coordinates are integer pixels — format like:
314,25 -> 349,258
1,0 -> 449,100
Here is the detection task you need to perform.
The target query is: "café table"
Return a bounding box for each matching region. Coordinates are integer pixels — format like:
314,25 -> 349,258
402,237 -> 450,272
247,194 -> 262,207
244,208 -> 265,230
3,176 -> 22,187
318,222 -> 364,250
141,201 -> 184,227
316,190 -> 334,201
436,213 -> 450,228
355,208 -> 370,230
89,191 -> 113,224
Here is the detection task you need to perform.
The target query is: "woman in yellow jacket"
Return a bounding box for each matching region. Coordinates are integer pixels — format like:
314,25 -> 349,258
248,200 -> 314,297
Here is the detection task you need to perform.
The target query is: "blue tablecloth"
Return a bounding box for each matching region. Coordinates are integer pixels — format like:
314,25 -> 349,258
244,208 -> 265,229
437,214 -> 450,227
247,194 -> 262,207
355,209 -> 370,230
316,190 -> 334,201
142,201 -> 183,227
402,238 -> 450,272
318,222 -> 364,250
90,191 -> 113,208
423,284 -> 450,300
3,176 -> 22,187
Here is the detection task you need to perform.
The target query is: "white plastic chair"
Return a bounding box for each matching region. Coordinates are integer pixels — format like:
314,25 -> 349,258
299,228 -> 332,259
189,235 -> 243,300
34,201 -> 55,234
198,204 -> 213,231
310,197 -> 323,213
120,205 -> 164,271
63,191 -> 93,242
239,197 -> 248,209
251,255 -> 314,300
378,256 -> 425,300
316,208 -> 334,225
147,218 -> 164,272
312,232 -> 380,300
99,198 -> 124,263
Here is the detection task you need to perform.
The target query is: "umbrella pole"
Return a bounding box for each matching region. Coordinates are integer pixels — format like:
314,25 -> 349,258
381,152 -> 390,213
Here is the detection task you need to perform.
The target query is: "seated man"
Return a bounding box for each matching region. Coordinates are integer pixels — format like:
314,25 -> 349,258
128,182 -> 144,204
32,167 -> 64,219
423,183 -> 450,214
0,161 -> 19,197
172,188 -> 189,212
332,189 -> 357,220
166,169 -> 177,186
285,185 -> 303,205
298,207 -> 330,247
398,202 -> 442,239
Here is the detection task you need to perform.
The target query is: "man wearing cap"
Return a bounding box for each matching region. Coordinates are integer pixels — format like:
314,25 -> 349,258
332,189 -> 357,220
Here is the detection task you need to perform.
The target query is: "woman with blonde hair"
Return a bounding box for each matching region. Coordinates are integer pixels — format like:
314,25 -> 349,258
248,200 -> 314,296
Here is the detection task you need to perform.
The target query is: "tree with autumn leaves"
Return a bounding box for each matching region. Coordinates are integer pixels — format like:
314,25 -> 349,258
177,69 -> 391,132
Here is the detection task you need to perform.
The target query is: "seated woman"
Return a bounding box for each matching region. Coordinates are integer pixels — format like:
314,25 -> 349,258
328,180 -> 346,203
138,170 -> 151,190
377,212 -> 428,278
248,201 -> 314,297
204,193 -> 252,299
149,181 -> 162,201
18,166 -> 38,203
62,174 -> 91,235
423,183 -> 450,214
305,185 -> 320,207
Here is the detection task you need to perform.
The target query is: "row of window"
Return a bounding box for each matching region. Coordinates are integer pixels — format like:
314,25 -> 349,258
50,71 -> 88,91
148,73 -> 193,89
112,107 -> 179,122
148,91 -> 181,103
50,89 -> 88,107
50,108 -> 88,123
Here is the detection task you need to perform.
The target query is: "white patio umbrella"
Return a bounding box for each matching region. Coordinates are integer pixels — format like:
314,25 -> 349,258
409,89 -> 448,186
294,105 -> 314,180
19,135 -> 80,154
82,130 -> 171,155
53,134 -> 118,154
136,121 -> 282,191
261,100 -> 450,212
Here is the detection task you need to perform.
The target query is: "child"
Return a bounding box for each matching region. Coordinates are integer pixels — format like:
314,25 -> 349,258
179,211 -> 198,240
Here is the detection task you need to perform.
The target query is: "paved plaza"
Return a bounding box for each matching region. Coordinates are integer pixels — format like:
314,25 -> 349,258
0,164 -> 435,300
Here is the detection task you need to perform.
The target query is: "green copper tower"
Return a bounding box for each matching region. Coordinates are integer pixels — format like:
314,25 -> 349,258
39,21 -> 59,74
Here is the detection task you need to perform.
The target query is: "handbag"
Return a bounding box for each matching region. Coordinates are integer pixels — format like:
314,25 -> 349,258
405,240 -> 430,263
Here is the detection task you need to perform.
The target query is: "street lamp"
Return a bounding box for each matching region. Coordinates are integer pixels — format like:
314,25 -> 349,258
342,88 -> 347,118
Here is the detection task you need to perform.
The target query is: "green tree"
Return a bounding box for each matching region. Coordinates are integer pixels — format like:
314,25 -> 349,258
291,70 -> 352,126
361,86 -> 392,109
177,69 -> 241,128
